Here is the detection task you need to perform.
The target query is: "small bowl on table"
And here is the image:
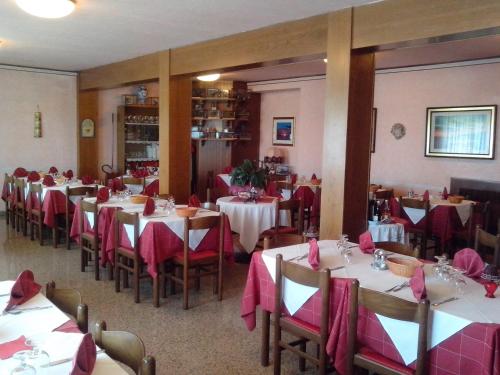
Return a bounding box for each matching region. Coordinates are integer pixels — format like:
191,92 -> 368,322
176,207 -> 198,218
130,195 -> 149,204
448,195 -> 464,204
386,257 -> 423,278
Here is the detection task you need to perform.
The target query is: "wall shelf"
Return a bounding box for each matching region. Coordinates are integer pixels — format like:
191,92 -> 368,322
125,140 -> 159,144
125,157 -> 159,162
192,97 -> 236,102
125,122 -> 159,126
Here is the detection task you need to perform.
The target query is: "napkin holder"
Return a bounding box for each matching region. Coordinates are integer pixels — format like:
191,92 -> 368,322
372,249 -> 389,271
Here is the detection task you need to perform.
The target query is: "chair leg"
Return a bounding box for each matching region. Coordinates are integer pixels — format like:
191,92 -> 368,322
81,247 -> 86,272
318,343 -> 326,375
22,214 -> 27,236
123,261 -> 129,289
195,266 -> 201,291
30,217 -> 34,241
261,310 -> 270,366
183,264 -> 189,310
114,259 -> 121,293
53,227 -> 58,248
161,263 -> 167,298
273,320 -> 281,375
38,220 -> 43,246
94,246 -> 100,281
153,276 -> 159,307
299,341 -> 306,371
218,261 -> 223,301
133,261 -> 140,303
170,267 -> 177,295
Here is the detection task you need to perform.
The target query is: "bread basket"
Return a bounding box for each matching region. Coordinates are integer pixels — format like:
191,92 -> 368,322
130,195 -> 149,204
386,257 -> 423,278
447,195 -> 464,204
311,178 -> 322,185
176,207 -> 198,218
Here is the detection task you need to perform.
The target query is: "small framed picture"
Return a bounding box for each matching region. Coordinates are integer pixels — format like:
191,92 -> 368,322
272,117 -> 295,146
123,95 -> 137,105
80,118 -> 95,138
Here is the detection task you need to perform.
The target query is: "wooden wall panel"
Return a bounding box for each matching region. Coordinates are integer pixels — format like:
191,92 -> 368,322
78,89 -> 99,177
79,52 -> 160,91
196,140 -> 232,200
353,0 -> 500,49
170,14 -> 327,76
158,51 -> 170,194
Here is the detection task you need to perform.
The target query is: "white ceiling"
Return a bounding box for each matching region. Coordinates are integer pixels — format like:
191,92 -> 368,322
0,0 -> 377,71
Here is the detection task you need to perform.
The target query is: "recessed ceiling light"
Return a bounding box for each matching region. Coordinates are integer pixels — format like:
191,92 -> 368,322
197,73 -> 220,82
323,58 -> 328,63
16,0 -> 76,19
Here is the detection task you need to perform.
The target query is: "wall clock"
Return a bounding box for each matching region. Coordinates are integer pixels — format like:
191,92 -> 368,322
81,118 -> 95,138
390,123 -> 406,140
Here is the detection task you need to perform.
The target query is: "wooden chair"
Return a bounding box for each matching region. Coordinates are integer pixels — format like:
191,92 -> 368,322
454,201 -> 490,247
122,177 -> 146,193
273,254 -> 331,375
201,201 -> 219,212
474,226 -> 500,266
263,234 -> 306,250
28,183 -> 45,245
346,281 -> 430,375
375,242 -> 421,258
3,174 -> 15,228
13,178 -> 27,236
168,214 -> 225,310
114,210 -> 162,307
46,281 -> 88,333
275,180 -> 294,193
398,197 -> 432,259
93,321 -> 156,375
375,188 -> 394,200
262,198 -> 304,238
206,186 -> 227,203
80,199 -> 107,280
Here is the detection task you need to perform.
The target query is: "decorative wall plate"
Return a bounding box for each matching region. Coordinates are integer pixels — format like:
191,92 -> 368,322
81,118 -> 95,138
391,123 -> 406,140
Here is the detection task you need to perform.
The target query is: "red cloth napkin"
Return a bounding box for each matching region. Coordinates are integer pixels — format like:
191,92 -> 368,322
70,333 -> 96,375
63,170 -> 74,179
48,166 -> 58,174
442,187 -> 448,199
13,167 -> 28,178
4,270 -> 41,312
81,176 -> 94,185
311,173 -> 317,180
42,175 -> 55,187
27,171 -> 40,182
142,179 -> 159,197
265,181 -> 282,198
108,178 -> 124,192
308,239 -> 320,270
143,197 -> 155,216
132,169 -> 149,178
422,190 -> 430,201
96,187 -> 109,204
359,231 -> 375,254
452,248 -> 485,278
0,336 -> 31,360
409,267 -> 427,301
188,194 -> 201,208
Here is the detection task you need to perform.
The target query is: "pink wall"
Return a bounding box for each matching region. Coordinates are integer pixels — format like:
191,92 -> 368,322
371,61 -> 500,195
249,77 -> 325,179
0,66 -> 77,181
97,82 -> 158,179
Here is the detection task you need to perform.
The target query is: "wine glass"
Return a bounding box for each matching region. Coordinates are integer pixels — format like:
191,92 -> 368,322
24,336 -> 50,374
10,351 -> 36,375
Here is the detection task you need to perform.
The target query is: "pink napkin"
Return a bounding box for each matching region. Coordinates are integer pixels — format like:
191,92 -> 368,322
27,171 -> 40,182
188,194 -> 201,208
13,167 -> 28,178
422,190 -> 430,201
143,197 -> 155,216
443,187 -> 449,199
48,166 -> 58,174
95,187 -> 109,204
409,267 -> 427,301
359,231 -> 375,254
0,336 -> 31,360
265,181 -> 282,199
42,175 -> 55,187
452,248 -> 484,278
81,175 -> 94,185
308,239 -> 320,270
70,333 -> 96,375
4,270 -> 41,312
63,169 -> 74,179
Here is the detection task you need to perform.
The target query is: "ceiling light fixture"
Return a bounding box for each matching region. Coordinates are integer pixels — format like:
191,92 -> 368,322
16,0 -> 76,19
197,73 -> 220,82
323,58 -> 328,63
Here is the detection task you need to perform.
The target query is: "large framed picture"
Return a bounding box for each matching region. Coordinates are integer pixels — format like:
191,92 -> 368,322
425,105 -> 497,159
272,117 -> 295,146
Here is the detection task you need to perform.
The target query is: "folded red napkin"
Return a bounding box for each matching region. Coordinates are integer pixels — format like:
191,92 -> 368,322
311,173 -> 317,180
442,187 -> 448,199
108,178 -> 124,192
143,197 -> 155,216
4,270 -> 41,312
452,248 -> 484,278
265,181 -> 282,199
359,231 -> 375,254
48,166 -> 58,174
63,169 -> 74,179
42,175 -> 55,187
188,194 -> 201,208
308,239 -> 320,270
27,171 -> 40,182
81,175 -> 94,185
0,336 -> 31,360
422,190 -> 430,201
70,333 -> 96,375
13,167 -> 28,178
96,187 -> 109,204
409,267 -> 427,301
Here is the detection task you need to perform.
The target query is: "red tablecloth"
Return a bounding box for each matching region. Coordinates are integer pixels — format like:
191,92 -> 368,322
241,252 -> 500,375
214,175 -> 230,197
292,186 -> 316,209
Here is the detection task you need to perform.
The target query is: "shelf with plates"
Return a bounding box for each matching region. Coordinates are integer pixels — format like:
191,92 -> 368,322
125,158 -> 159,162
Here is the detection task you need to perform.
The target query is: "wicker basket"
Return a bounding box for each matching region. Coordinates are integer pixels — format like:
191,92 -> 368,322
448,195 -> 464,204
130,195 -> 149,204
311,178 -> 322,185
386,257 -> 423,278
176,207 -> 198,218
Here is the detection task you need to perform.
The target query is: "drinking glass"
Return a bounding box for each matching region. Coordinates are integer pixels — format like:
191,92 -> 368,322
10,351 -> 36,375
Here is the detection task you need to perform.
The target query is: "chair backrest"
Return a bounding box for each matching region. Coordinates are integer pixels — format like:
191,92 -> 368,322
93,321 -> 155,375
263,234 -> 306,249
115,211 -> 140,257
66,185 -> 98,197
468,201 -> 491,237
28,183 -> 43,207
274,198 -> 304,235
4,173 -> 14,195
14,178 -> 26,206
275,181 -> 294,192
80,199 -> 98,233
201,202 -> 219,212
46,281 -> 88,333
374,242 -> 420,258
347,282 -> 429,375
399,197 -> 430,230
475,226 -> 500,266
374,189 -> 393,200
122,177 -> 146,189
275,254 -> 330,340
206,187 -> 227,203
183,214 -> 224,266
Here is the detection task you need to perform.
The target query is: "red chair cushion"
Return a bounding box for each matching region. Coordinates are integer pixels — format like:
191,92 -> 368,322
173,250 -> 218,263
358,346 -> 414,375
282,316 -> 320,334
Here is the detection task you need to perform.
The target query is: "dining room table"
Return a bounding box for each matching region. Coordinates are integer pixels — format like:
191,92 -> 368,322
0,280 -> 127,374
241,240 -> 500,375
122,174 -> 159,195
368,219 -> 407,244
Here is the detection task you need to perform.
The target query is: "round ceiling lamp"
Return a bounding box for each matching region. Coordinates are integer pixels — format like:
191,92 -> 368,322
197,73 -> 220,82
16,0 -> 76,18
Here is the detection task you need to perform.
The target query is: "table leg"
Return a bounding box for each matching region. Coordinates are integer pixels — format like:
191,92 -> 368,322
261,310 -> 270,367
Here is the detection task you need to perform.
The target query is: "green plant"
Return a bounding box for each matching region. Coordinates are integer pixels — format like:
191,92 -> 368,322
230,159 -> 266,189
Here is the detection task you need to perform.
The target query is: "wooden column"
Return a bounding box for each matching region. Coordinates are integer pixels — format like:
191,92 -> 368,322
158,51 -> 170,194
78,89 -> 99,178
320,9 -> 375,240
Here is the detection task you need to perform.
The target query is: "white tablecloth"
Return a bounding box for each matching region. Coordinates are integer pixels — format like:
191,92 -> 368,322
261,241 -> 500,365
23,180 -> 102,205
368,220 -> 406,244
123,175 -> 158,195
402,198 -> 473,225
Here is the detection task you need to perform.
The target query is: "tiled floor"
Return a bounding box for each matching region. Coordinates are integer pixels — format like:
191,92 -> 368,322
0,220 -> 317,375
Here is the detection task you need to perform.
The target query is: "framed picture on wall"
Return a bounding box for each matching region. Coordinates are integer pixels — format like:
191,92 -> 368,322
272,117 -> 295,146
371,108 -> 377,153
425,105 -> 497,159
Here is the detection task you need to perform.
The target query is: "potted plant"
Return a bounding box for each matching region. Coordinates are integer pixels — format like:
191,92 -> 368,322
230,159 -> 266,189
